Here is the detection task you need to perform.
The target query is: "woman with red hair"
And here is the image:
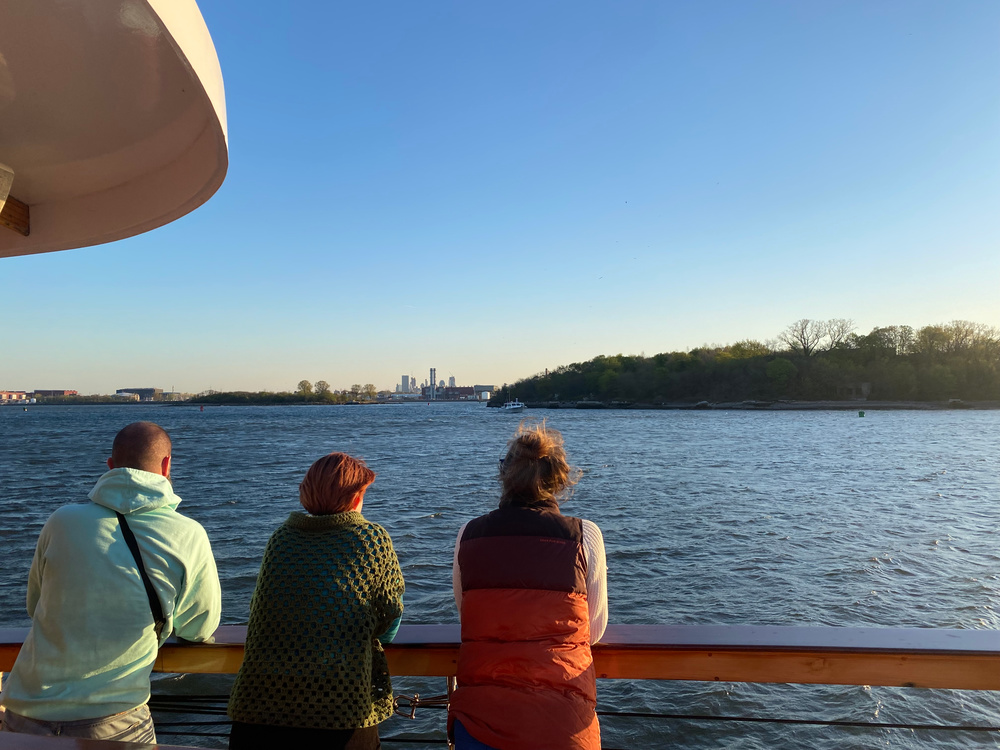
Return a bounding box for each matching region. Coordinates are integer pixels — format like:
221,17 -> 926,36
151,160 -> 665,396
228,452 -> 404,750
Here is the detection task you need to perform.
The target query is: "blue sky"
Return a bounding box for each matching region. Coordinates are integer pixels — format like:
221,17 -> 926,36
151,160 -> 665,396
3,0 -> 999,394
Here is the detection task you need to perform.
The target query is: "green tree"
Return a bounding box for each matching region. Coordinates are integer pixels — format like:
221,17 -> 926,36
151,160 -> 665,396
942,320 -> 1000,354
914,325 -> 951,357
766,357 -> 798,393
315,380 -> 331,396
350,384 -> 362,399
717,340 -> 771,360
852,326 -> 914,357
917,364 -> 958,400
362,384 -> 377,400
296,380 -> 313,396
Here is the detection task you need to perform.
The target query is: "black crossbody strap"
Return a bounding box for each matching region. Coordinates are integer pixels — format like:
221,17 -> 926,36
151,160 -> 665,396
115,511 -> 166,640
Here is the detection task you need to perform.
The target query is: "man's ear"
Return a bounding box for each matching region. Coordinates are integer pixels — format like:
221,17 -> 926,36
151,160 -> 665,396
161,455 -> 172,477
107,457 -> 114,470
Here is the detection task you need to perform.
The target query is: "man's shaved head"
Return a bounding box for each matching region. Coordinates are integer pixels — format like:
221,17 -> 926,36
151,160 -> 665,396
110,422 -> 172,474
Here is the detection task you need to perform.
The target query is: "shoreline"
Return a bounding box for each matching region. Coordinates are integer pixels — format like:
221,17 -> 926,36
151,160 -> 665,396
517,399 -> 1000,411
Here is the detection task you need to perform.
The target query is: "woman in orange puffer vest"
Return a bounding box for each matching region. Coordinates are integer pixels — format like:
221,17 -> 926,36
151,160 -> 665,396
449,422 -> 608,750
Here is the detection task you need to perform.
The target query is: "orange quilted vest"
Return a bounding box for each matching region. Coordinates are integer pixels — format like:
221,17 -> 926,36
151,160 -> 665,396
449,505 -> 600,750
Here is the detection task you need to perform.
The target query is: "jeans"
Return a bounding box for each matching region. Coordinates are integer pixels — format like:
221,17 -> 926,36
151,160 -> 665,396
1,703 -> 156,743
453,720 -> 499,750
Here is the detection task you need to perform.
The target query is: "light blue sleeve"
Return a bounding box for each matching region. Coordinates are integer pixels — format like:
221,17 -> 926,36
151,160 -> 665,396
25,523 -> 49,618
171,526 -> 222,643
372,526 -> 404,644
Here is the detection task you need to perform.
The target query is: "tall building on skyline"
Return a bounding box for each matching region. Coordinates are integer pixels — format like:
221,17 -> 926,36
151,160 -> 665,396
400,374 -> 408,393
429,368 -> 436,400
449,376 -> 456,388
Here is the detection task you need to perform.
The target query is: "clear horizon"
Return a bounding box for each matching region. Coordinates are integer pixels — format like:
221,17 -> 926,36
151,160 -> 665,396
3,1 -> 999,394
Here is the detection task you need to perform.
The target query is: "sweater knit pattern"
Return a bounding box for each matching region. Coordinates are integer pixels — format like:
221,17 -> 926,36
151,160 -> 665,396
227,511 -> 404,729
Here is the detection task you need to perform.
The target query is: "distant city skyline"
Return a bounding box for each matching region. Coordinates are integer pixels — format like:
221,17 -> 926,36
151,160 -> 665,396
3,1 -> 999,394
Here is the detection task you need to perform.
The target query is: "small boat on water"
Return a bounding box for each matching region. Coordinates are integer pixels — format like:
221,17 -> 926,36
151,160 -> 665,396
501,398 -> 526,413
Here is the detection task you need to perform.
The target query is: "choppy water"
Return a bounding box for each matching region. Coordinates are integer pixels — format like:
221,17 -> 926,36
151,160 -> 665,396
2,403 -> 1000,748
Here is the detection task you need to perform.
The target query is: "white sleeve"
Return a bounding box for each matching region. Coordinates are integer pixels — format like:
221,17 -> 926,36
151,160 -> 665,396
581,520 -> 608,644
452,521 -> 470,618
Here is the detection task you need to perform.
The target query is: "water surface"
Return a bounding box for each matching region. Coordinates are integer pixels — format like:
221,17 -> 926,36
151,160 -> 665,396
2,404 -> 999,748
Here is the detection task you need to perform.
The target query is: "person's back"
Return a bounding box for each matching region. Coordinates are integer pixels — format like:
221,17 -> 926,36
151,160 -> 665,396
0,422 -> 222,742
227,451 -> 404,750
449,423 -> 608,750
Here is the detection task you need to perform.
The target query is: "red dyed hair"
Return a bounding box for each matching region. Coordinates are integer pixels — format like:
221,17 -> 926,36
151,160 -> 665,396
299,452 -> 376,515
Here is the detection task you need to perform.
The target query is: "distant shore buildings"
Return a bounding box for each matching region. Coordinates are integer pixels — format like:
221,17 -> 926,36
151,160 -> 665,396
116,387 -> 163,402
1,389 -> 77,404
114,388 -> 192,402
0,387 -> 194,403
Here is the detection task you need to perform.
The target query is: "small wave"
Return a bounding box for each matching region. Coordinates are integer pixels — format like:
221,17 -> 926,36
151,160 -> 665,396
403,563 -> 449,571
610,548 -> 660,559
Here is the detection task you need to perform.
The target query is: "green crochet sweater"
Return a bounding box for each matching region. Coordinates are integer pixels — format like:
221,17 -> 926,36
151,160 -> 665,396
228,511 -> 404,729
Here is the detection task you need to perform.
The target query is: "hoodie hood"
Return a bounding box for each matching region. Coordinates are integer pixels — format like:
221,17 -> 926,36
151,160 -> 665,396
88,467 -> 181,514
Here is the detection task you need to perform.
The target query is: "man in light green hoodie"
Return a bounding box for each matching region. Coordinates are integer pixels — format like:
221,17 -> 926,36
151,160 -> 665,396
0,422 -> 222,742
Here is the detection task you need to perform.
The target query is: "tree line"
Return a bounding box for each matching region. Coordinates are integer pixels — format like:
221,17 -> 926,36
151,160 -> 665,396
190,381 -> 380,405
492,319 -> 1000,405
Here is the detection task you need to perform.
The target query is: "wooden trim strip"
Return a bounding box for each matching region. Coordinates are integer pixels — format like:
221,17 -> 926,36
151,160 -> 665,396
0,195 -> 30,236
4,624 -> 1000,689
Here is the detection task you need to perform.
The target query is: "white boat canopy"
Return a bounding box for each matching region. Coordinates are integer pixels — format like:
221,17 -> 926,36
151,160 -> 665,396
0,0 -> 228,258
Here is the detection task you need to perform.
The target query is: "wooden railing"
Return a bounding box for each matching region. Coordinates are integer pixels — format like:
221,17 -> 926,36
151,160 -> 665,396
5,623 -> 1000,690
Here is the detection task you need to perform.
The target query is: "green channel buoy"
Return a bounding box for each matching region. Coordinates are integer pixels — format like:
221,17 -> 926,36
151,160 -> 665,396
858,410 -> 865,417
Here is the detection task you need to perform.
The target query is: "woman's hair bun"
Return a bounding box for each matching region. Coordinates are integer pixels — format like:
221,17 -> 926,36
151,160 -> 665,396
498,421 -> 579,509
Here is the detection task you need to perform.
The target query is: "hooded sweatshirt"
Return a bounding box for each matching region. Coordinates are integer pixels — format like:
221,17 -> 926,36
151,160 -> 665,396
1,468 -> 222,721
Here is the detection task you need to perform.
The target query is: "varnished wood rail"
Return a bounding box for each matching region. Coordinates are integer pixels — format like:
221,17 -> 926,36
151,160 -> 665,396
3,624 -> 1000,690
